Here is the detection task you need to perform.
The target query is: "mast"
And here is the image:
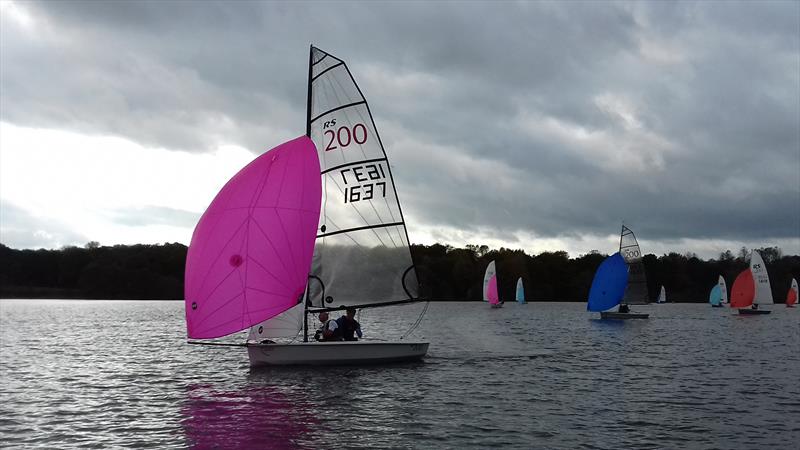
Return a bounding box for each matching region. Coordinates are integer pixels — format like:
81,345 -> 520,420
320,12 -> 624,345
306,44 -> 313,138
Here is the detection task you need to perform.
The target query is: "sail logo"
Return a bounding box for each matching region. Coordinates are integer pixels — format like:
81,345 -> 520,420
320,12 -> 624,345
323,123 -> 368,151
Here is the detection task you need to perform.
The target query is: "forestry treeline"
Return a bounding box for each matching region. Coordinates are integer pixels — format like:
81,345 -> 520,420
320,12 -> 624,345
0,242 -> 797,302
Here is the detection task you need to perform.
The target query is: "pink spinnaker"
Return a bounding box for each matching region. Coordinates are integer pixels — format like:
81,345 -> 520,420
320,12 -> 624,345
487,275 -> 499,305
185,136 -> 322,339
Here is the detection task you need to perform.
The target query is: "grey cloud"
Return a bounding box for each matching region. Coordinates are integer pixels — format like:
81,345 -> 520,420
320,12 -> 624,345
2,1 -> 798,250
105,205 -> 199,228
0,202 -> 88,249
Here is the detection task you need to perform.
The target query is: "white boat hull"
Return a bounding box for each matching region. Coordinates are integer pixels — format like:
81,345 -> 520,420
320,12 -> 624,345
247,341 -> 429,367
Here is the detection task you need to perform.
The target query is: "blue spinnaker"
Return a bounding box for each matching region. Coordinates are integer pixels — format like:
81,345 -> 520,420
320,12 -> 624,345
587,253 -> 629,312
709,285 -> 721,306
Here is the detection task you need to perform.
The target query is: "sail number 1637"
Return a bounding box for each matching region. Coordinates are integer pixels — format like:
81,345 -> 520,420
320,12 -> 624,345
340,163 -> 387,203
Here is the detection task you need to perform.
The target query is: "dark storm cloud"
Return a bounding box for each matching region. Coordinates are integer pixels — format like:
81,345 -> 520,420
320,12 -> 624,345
1,1 -> 798,249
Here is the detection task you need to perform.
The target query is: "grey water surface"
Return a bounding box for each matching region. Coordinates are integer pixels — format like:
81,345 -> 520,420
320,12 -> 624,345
1,300 -> 799,449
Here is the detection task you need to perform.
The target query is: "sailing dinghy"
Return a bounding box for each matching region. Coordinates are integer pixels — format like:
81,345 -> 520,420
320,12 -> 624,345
484,260 -> 502,308
718,275 -> 728,305
786,278 -> 798,308
587,253 -> 647,319
516,277 -> 526,304
610,225 -> 650,318
731,251 -> 772,315
186,46 -> 429,366
709,282 -> 724,307
656,285 -> 666,304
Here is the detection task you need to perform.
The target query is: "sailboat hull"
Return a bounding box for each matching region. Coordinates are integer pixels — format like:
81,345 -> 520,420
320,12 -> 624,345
600,312 -> 649,319
247,341 -> 429,367
711,304 -> 724,308
738,309 -> 771,315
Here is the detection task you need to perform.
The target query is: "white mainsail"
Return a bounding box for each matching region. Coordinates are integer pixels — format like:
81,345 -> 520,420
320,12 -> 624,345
656,285 -> 666,303
750,251 -> 773,305
306,46 -> 419,309
483,260 -> 497,302
248,303 -> 304,341
718,275 -> 728,304
619,225 -> 649,305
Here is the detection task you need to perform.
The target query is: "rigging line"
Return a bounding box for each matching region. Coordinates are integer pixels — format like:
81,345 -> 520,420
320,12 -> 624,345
402,301 -> 430,340
311,62 -> 344,82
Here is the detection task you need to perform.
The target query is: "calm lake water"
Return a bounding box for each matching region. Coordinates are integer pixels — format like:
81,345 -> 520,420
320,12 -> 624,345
1,300 -> 798,449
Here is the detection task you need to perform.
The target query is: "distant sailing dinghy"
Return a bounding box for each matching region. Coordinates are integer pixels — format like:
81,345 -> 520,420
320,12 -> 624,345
709,283 -> 724,308
186,46 -> 429,366
484,260 -> 502,308
718,275 -> 728,305
614,225 -> 650,318
730,251 -> 772,315
656,285 -> 666,304
516,278 -> 526,304
587,253 -> 647,319
787,278 -> 798,308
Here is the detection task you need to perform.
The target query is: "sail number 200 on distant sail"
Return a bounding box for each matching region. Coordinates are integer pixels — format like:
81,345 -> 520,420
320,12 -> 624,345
340,163 -> 387,204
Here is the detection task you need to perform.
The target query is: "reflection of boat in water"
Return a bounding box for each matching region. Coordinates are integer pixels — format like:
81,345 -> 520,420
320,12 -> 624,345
181,384 -> 316,449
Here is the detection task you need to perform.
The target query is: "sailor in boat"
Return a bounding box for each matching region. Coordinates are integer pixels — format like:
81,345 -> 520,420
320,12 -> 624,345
314,312 -> 343,342
336,308 -> 363,341
618,304 -> 630,313
752,303 -> 759,310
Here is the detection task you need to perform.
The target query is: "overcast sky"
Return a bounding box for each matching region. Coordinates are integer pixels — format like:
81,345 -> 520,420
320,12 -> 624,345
1,0 -> 798,259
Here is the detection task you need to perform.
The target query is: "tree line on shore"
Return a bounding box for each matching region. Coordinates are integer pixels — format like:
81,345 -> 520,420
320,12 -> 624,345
1,242 -> 798,302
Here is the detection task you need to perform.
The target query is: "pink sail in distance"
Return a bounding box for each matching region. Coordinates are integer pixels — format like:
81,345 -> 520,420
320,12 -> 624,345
185,136 -> 322,339
487,275 -> 500,305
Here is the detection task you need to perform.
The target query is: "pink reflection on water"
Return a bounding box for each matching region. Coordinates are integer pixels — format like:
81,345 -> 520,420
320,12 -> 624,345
181,383 -> 318,449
